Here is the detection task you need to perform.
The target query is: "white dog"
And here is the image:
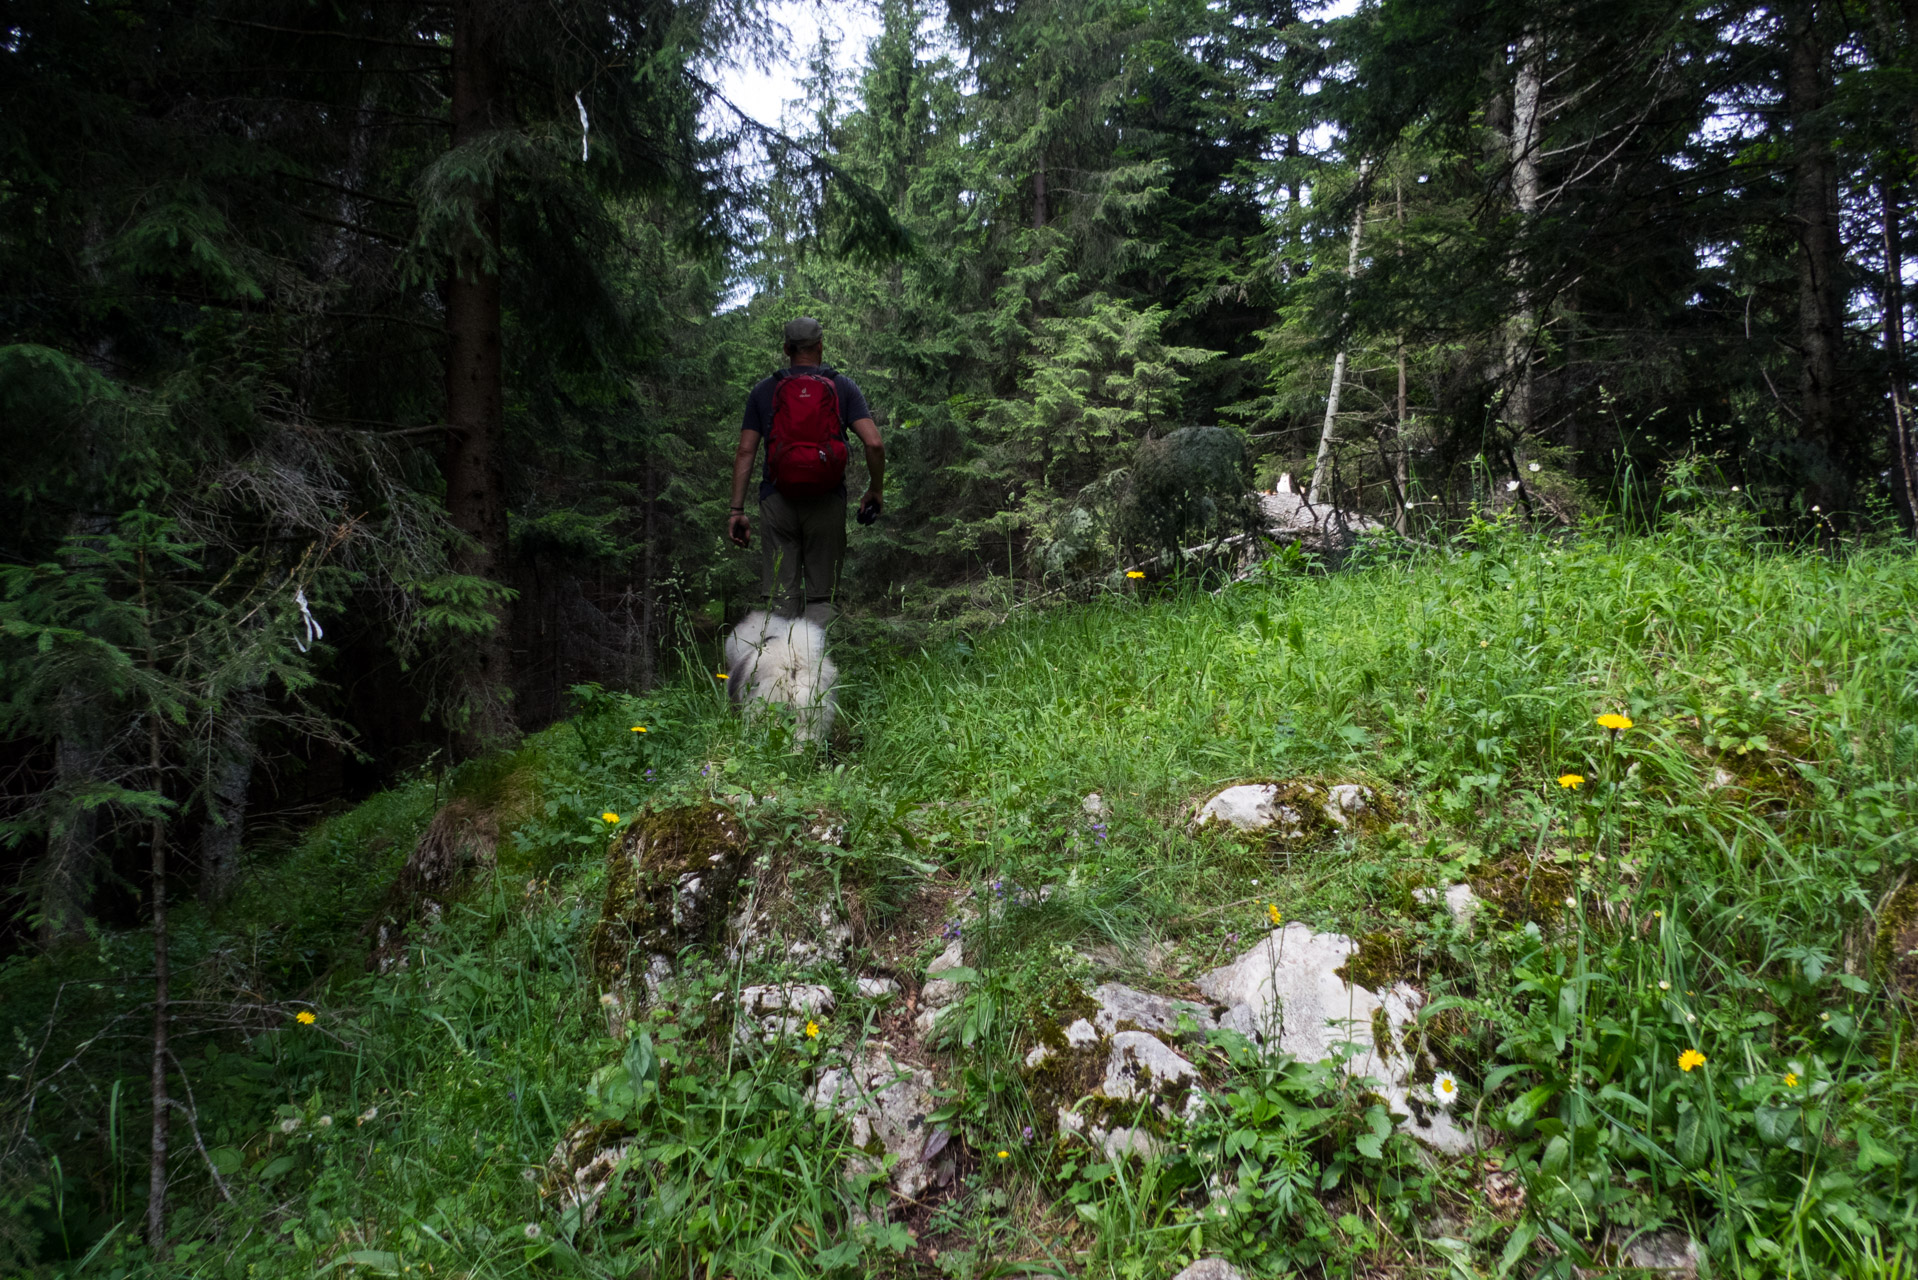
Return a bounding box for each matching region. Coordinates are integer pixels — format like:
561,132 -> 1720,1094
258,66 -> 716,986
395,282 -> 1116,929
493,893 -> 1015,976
723,610 -> 837,745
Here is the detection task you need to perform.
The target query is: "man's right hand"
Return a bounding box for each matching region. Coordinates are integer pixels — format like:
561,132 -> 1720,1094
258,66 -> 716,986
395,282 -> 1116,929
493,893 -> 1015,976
728,512 -> 751,547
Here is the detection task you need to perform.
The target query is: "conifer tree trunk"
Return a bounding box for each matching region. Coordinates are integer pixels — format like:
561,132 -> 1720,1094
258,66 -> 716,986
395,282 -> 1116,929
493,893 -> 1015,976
139,555 -> 171,1254
1884,179 -> 1917,528
1786,1 -> 1846,506
145,769 -> 170,1253
445,0 -> 516,750
41,686 -> 103,943
1395,175 -> 1410,534
1503,31 -> 1543,440
198,713 -> 251,906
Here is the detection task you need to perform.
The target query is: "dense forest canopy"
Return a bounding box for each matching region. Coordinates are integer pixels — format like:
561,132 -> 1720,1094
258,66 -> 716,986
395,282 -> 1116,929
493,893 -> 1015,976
1,0 -> 1913,959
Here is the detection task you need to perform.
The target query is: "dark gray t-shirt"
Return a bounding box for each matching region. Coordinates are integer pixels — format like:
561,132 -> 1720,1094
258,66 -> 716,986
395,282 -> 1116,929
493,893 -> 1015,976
741,367 -> 872,499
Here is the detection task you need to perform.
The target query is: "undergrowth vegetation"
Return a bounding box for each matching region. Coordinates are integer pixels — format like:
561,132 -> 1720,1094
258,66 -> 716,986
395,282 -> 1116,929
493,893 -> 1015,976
5,501 -> 1917,1279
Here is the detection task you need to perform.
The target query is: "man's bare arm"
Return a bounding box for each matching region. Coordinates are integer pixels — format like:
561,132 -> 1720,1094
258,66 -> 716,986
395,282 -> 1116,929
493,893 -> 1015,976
851,417 -> 884,513
728,430 -> 760,546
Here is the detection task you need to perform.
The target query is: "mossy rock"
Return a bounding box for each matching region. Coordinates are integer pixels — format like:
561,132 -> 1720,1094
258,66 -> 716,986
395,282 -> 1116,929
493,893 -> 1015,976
589,803 -> 749,990
1334,930 -> 1414,994
1192,777 -> 1393,850
1873,880 -> 1918,1003
1471,854 -> 1575,928
366,799 -> 499,972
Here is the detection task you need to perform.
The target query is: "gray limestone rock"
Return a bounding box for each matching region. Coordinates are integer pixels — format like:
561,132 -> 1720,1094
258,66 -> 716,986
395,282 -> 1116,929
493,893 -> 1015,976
1198,925 -> 1474,1154
1414,883 -> 1481,933
1192,781 -> 1374,837
1321,783 -> 1374,828
545,1122 -> 634,1225
810,1047 -> 949,1201
1102,1030 -> 1198,1105
920,977 -> 965,1008
1192,784 -> 1305,834
1170,1261 -> 1246,1280
1089,982 -> 1217,1039
1619,1228 -> 1701,1276
738,983 -> 835,1017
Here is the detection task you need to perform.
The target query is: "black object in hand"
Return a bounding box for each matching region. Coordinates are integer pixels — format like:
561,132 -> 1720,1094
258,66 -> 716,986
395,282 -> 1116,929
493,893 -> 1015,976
856,497 -> 880,525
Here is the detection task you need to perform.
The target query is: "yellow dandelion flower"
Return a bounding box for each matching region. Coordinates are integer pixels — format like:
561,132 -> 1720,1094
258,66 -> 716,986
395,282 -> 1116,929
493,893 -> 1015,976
1678,1049 -> 1706,1072
1596,713 -> 1634,732
602,811 -> 619,823
997,1149 -> 1009,1159
1557,774 -> 1584,789
1783,1071 -> 1799,1087
1266,903 -> 1282,927
715,672 -> 729,680
805,1020 -> 820,1039
1126,570 -> 1145,580
631,725 -> 647,733
296,1010 -> 316,1025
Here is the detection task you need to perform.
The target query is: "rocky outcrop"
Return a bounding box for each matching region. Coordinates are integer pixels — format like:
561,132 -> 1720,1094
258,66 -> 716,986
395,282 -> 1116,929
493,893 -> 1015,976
367,799 -> 499,973
1026,980 -> 1211,1161
810,1046 -> 952,1201
913,938 -> 969,1037
1171,1261 -> 1246,1280
589,804 -> 750,993
1198,925 -> 1472,1154
735,982 -> 835,1042
544,1121 -> 635,1225
1191,781 -> 1376,841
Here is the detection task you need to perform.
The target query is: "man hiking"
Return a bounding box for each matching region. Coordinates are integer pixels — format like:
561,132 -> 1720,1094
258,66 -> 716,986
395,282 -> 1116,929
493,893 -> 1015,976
728,317 -> 884,621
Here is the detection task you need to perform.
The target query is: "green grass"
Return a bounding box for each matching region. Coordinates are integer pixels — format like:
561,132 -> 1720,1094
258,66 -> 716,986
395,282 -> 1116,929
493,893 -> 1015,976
6,508 -> 1918,1278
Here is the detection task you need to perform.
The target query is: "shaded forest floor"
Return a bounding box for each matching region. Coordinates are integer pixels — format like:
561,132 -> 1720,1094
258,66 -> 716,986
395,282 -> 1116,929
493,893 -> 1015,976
7,512 -> 1918,1279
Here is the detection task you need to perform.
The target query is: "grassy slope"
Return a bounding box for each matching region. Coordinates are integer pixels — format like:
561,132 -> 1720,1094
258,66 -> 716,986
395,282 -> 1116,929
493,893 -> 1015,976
7,512 -> 1918,1279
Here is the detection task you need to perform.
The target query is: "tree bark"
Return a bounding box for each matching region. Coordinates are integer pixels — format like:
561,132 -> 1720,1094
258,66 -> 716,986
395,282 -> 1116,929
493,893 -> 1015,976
1309,182 -> 1368,507
1785,1 -> 1847,508
1884,178 -> 1917,529
197,712 -> 251,906
638,451 -> 657,690
1395,175 -> 1410,535
139,547 -> 171,1254
1502,30 -> 1543,441
445,0 -> 515,751
41,685 -> 104,943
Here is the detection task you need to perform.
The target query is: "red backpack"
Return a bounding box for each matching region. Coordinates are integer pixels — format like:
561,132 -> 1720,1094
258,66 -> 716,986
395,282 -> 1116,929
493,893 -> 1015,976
767,367 -> 849,499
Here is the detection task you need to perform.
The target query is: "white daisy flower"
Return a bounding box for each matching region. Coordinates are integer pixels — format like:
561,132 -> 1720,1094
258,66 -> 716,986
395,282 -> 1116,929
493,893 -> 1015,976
1432,1071 -> 1461,1108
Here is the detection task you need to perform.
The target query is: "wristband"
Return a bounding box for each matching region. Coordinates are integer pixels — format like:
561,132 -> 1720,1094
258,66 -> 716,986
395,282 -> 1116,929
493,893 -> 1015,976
729,507 -> 744,513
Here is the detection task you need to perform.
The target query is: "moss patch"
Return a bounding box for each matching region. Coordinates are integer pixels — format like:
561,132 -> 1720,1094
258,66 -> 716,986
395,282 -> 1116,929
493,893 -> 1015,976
1471,855 -> 1575,928
1335,930 -> 1413,992
588,803 -> 749,989
1873,880 -> 1918,1002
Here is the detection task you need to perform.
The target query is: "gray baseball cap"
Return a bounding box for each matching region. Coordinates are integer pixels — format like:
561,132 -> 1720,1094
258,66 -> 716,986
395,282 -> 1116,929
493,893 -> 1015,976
783,316 -> 824,345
